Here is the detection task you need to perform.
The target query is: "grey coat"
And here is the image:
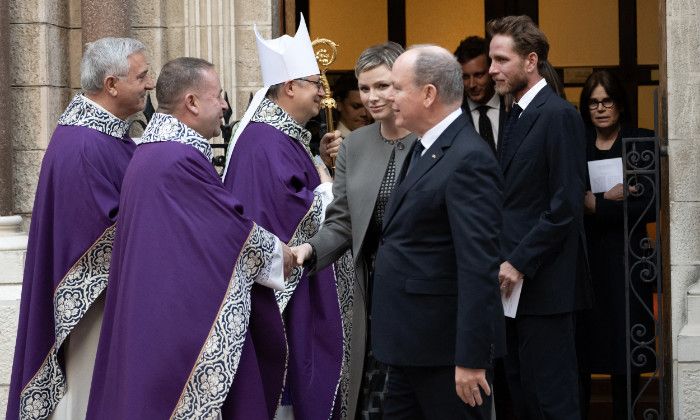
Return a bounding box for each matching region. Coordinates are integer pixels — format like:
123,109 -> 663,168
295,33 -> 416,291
307,122 -> 416,418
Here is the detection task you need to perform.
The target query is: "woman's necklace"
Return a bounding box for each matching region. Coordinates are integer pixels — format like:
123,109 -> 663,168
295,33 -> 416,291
380,126 -> 411,149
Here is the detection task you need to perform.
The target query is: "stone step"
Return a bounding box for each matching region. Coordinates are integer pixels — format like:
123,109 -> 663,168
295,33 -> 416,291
0,215 -> 26,411
0,244 -> 26,286
0,214 -> 27,291
678,280 -> 700,363
686,282 -> 700,327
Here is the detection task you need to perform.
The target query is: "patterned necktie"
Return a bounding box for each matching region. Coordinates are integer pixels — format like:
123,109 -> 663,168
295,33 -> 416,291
477,105 -> 496,153
499,103 -> 523,164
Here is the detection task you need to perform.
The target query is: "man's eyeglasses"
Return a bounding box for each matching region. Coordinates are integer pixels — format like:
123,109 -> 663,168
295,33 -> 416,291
588,98 -> 615,110
295,78 -> 324,91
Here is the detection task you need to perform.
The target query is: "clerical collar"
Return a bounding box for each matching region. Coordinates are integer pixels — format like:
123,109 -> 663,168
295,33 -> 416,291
57,93 -> 131,139
139,113 -> 213,161
251,98 -> 312,152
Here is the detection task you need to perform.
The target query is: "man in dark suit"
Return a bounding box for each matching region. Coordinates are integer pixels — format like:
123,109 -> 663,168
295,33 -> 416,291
454,36 -> 506,154
487,15 -> 590,420
371,45 -> 505,419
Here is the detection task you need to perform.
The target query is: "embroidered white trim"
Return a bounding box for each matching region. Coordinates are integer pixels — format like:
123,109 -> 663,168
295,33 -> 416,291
140,113 -> 214,162
274,191 -> 355,420
57,94 -> 130,139
274,191 -> 324,312
19,225 -> 115,420
171,224 -> 277,419
333,251 -> 355,419
252,98 -> 313,153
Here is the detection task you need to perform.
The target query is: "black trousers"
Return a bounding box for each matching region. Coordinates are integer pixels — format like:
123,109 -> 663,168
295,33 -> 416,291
383,365 -> 493,420
503,313 -> 581,420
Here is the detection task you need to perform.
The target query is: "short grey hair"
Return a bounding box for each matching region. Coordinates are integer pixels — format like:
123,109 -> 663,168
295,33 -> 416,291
409,45 -> 464,106
156,57 -> 215,112
80,37 -> 146,93
354,42 -> 404,77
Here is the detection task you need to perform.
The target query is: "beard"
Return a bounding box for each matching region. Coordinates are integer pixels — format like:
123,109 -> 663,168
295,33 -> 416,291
495,70 -> 528,97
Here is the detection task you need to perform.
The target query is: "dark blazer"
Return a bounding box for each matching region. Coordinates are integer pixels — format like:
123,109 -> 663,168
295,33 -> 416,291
499,85 -> 591,316
371,112 -> 506,368
463,95 -> 507,148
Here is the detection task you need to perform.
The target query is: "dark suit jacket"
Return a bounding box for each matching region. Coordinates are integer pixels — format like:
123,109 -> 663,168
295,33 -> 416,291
499,85 -> 591,316
371,113 -> 506,369
463,95 -> 507,148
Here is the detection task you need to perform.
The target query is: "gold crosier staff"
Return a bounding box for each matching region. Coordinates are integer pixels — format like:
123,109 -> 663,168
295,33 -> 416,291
311,38 -> 339,169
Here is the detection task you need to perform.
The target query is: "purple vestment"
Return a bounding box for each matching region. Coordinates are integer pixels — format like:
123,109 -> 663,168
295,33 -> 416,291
224,99 -> 345,420
6,94 -> 134,420
85,113 -> 286,419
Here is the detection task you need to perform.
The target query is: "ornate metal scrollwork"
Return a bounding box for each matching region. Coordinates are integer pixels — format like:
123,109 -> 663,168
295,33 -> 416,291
622,137 -> 665,419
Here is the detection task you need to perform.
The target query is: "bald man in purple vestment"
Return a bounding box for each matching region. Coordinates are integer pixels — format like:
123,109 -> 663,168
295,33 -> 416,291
5,38 -> 154,420
85,57 -> 294,420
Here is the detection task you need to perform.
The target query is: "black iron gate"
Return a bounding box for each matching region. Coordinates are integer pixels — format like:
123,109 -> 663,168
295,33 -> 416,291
622,136 -> 666,419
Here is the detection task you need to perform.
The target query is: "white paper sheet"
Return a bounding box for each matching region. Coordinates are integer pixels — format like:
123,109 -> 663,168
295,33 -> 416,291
501,279 -> 524,318
587,158 -> 623,194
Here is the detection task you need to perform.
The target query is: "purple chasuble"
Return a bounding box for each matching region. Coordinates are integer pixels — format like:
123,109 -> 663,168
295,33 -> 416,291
224,99 -> 344,420
85,113 -> 286,420
6,94 -> 134,420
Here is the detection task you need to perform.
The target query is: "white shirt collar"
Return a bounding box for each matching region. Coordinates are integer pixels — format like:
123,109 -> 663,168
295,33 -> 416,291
467,93 -> 500,112
514,77 -> 547,112
419,107 -> 462,154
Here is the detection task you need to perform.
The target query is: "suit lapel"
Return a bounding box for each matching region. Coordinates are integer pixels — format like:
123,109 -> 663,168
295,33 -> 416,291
464,104 -> 476,127
355,132 -> 401,239
500,87 -> 551,173
382,114 -> 466,231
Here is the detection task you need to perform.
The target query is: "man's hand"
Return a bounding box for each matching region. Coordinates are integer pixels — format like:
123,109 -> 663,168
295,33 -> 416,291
455,366 -> 490,407
584,190 -> 596,214
290,243 -> 313,266
319,130 -> 342,167
282,244 -> 294,278
499,261 -> 524,298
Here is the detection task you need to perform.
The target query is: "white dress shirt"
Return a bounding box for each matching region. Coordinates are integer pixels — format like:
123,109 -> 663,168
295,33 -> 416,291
417,108 -> 463,155
467,93 -> 501,146
514,77 -> 548,115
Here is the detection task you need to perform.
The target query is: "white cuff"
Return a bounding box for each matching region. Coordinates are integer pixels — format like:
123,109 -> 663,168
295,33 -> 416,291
314,182 -> 334,222
253,239 -> 286,291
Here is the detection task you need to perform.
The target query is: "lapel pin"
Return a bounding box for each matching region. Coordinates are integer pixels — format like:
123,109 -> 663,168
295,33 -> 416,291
431,154 -> 437,159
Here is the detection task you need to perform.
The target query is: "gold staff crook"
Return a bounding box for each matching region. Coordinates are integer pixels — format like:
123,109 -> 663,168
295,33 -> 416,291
311,38 -> 339,169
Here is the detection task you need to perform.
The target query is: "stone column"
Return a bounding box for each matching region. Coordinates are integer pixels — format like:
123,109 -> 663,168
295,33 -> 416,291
0,0 -> 12,217
81,0 -> 130,46
668,0 -> 700,418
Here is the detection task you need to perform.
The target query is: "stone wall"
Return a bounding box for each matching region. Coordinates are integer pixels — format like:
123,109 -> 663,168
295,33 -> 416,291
0,0 -> 271,416
668,0 -> 700,418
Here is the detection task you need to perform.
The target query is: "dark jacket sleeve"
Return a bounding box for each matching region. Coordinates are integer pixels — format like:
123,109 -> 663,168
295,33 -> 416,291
448,147 -> 504,368
307,139 -> 353,269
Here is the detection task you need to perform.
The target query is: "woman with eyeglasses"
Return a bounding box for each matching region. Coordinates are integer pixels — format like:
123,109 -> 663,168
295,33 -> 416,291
577,70 -> 656,419
293,42 -> 416,420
